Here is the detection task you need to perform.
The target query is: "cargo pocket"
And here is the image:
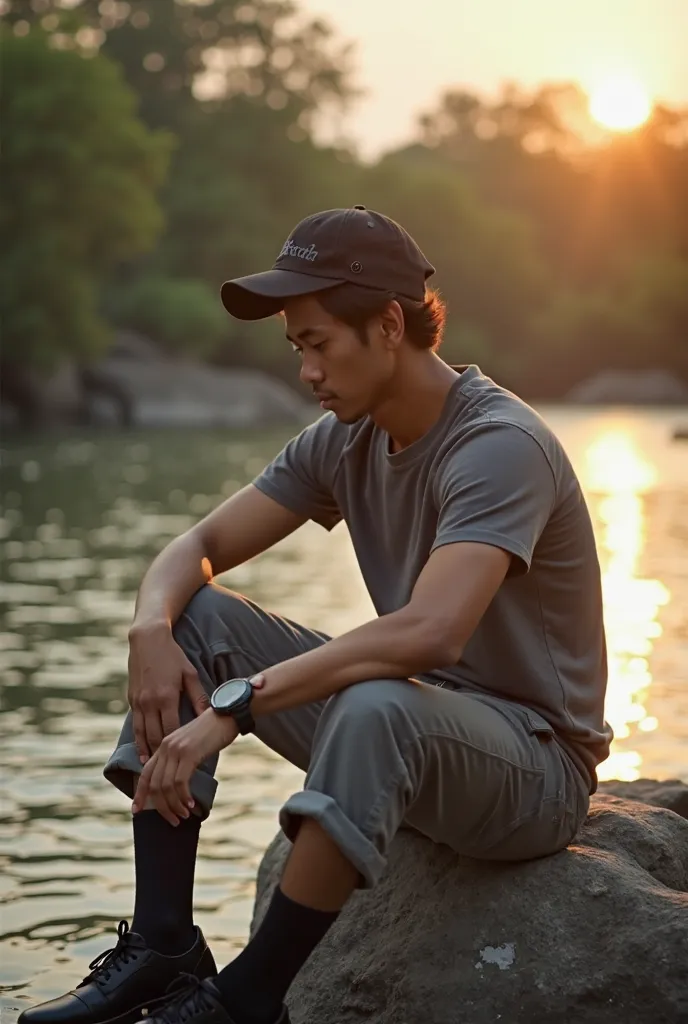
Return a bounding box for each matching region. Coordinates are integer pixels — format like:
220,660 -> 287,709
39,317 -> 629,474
522,707 -> 556,741
466,704 -> 574,863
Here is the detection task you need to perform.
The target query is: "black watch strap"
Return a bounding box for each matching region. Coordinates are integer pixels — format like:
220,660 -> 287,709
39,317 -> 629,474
233,702 -> 256,736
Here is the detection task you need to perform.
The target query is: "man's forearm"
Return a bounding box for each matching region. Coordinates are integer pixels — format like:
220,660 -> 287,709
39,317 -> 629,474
251,609 -> 454,716
130,532 -> 213,633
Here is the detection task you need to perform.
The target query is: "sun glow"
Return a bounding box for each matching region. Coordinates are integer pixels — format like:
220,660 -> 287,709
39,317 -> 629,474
589,74 -> 652,132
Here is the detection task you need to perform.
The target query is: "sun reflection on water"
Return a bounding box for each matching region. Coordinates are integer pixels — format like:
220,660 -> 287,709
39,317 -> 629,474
583,430 -> 670,781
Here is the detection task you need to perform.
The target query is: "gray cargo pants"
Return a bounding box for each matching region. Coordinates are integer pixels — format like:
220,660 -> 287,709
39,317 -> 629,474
104,583 -> 590,887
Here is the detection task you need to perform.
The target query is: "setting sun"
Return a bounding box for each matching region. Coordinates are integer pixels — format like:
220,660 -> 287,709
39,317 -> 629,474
589,75 -> 652,132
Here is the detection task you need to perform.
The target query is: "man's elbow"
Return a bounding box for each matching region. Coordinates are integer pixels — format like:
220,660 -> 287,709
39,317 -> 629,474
402,612 -> 464,669
430,634 -> 464,668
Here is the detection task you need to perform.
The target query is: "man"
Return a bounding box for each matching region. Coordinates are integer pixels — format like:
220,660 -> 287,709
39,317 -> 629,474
21,206 -> 611,1024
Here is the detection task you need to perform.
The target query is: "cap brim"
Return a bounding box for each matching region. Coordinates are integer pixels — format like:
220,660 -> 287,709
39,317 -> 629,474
220,269 -> 345,321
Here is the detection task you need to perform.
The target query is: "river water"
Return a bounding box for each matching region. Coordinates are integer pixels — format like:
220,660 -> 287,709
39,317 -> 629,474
1,406 -> 687,1016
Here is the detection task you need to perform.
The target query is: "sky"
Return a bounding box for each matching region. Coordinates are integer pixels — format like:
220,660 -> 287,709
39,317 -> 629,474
300,0 -> 688,158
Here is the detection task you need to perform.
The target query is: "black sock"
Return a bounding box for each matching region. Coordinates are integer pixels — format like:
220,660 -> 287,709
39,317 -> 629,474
214,886 -> 339,1024
131,810 -> 200,956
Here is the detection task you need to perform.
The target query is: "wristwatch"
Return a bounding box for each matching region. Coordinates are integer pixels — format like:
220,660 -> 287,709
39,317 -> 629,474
210,677 -> 256,735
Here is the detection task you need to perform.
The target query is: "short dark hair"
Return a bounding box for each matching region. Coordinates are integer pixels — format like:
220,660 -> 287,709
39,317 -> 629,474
316,283 -> 446,351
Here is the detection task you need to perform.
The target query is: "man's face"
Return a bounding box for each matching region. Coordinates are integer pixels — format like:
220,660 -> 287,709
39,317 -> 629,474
283,294 -> 395,424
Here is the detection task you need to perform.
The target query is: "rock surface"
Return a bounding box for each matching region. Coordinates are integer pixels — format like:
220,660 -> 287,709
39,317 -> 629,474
0,360 -> 85,426
252,782 -> 688,1024
2,332 -> 314,428
83,332 -> 313,428
599,777 -> 688,819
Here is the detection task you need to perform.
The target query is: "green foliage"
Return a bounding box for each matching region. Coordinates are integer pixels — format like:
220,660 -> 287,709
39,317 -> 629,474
2,0 -> 358,374
360,152 -> 549,381
105,276 -> 230,356
154,99 -> 356,289
527,254 -> 688,395
0,26 -> 172,371
627,255 -> 688,363
4,0 -> 356,132
418,84 -> 688,288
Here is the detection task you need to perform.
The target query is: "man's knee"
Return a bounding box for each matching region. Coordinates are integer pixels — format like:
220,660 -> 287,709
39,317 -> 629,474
320,679 -> 415,737
172,583 -> 258,655
176,582 -> 243,627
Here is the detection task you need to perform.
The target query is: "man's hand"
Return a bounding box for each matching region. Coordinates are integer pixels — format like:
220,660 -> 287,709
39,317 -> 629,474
132,708 -> 238,824
127,622 -> 210,764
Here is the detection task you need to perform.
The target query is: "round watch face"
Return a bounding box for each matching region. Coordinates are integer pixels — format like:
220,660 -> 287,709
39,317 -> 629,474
213,678 -> 249,710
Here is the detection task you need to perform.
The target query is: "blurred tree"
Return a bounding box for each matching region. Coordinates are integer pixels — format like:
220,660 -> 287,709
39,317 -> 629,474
4,0 -> 358,368
526,254 -> 688,396
157,100 -> 357,284
0,26 -> 172,372
361,151 -> 549,386
416,83 -> 688,287
408,81 -> 688,395
4,0 -> 356,133
419,82 -> 583,156
570,110 -> 688,284
104,276 -> 230,355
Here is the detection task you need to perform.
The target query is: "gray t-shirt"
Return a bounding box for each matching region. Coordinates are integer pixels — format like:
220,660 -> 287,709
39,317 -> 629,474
253,364 -> 612,790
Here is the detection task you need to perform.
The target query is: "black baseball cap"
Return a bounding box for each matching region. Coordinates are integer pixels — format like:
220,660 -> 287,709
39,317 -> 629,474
220,205 -> 435,321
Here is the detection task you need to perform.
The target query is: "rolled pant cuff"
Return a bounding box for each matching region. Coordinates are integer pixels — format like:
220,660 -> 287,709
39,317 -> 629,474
279,790 -> 387,889
102,741 -> 218,820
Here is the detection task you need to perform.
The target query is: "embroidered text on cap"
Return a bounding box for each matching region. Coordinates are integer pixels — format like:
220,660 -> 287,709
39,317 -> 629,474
278,239 -> 318,262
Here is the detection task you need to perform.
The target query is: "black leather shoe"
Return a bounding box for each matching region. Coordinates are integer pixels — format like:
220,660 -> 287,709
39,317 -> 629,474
143,977 -> 290,1024
18,920 -> 217,1024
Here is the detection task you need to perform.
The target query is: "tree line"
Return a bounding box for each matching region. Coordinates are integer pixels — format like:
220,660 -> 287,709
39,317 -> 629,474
2,0 -> 687,404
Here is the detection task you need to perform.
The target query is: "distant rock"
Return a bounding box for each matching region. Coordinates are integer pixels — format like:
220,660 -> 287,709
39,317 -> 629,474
567,369 -> 688,404
599,777 -> 688,818
0,360 -> 85,427
82,331 -> 313,428
253,782 -> 688,1024
2,331 -> 315,429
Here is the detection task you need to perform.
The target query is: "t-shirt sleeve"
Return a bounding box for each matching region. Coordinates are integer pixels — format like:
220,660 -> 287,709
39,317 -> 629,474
251,413 -> 344,531
432,420 -> 556,575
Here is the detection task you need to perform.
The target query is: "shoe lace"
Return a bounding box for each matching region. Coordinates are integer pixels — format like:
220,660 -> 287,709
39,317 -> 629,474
156,975 -> 217,1023
81,920 -> 141,988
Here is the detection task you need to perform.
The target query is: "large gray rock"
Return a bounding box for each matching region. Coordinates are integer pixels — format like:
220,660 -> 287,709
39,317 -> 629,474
84,332 -> 313,428
2,332 -> 315,429
252,785 -> 688,1024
